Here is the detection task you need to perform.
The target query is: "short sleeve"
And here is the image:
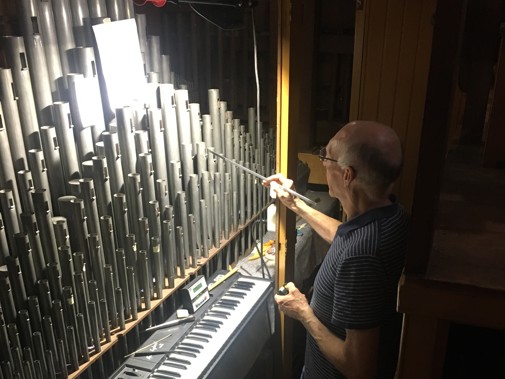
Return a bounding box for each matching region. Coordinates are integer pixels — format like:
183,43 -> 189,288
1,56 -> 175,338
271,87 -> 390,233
332,255 -> 386,329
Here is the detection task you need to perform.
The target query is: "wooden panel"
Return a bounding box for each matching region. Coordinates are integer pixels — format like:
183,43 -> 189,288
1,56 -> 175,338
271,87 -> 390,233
349,1 -> 365,120
291,0 -> 316,151
388,0 -> 422,135
376,0 -> 404,125
405,0 -> 467,274
398,0 -> 437,209
349,0 -> 437,211
360,0 -> 388,118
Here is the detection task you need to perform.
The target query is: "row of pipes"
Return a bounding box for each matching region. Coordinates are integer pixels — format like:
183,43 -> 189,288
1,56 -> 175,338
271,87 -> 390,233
0,0 -> 273,377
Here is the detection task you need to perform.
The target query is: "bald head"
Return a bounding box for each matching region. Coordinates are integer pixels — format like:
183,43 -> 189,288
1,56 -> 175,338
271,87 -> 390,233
330,121 -> 403,194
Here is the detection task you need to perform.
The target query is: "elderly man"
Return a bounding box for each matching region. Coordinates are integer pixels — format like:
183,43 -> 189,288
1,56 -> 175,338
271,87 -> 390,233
264,121 -> 409,379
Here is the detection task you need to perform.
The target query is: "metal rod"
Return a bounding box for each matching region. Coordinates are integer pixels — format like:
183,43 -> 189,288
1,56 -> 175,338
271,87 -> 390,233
126,266 -> 137,321
199,199 -> 209,258
148,108 -> 168,184
207,149 -> 316,206
76,312 -> 89,363
104,264 -> 117,328
87,300 -> 100,353
99,298 -> 111,342
115,248 -> 130,319
161,219 -> 176,288
115,287 -> 125,330
32,331 -> 47,377
66,325 -> 80,372
187,214 -> 197,268
56,338 -> 68,378
87,280 -> 103,340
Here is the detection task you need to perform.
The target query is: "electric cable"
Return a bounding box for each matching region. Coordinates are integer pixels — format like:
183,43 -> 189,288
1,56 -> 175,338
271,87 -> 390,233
188,2 -> 228,30
251,9 -> 261,147
251,219 -> 272,280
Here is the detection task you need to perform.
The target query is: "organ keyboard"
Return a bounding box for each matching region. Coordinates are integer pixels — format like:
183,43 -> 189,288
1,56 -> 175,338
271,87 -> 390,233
111,273 -> 275,379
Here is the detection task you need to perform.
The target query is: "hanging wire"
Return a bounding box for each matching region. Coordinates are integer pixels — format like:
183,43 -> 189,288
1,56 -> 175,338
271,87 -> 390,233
251,8 -> 261,147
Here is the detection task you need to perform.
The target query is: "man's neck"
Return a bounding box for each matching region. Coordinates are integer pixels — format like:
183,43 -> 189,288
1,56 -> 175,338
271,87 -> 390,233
342,193 -> 392,220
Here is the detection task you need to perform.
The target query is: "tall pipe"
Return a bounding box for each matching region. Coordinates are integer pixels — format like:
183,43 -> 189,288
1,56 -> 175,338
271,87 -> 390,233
52,102 -> 81,188
15,1 -> 54,123
51,0 -> 77,93
0,69 -> 28,173
38,0 -> 65,100
39,125 -> 66,212
2,36 -> 42,151
0,105 -> 23,219
69,0 -> 93,47
208,89 -> 222,153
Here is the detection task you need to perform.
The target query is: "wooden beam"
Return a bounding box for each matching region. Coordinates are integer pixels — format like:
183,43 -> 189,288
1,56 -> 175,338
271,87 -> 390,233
396,314 -> 449,379
275,0 -> 298,377
398,275 -> 505,329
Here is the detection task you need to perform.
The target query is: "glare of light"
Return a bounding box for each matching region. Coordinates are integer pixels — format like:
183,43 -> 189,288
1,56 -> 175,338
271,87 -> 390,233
92,19 -> 147,113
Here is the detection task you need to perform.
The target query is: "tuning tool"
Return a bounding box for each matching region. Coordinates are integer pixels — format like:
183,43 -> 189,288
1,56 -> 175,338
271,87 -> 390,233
277,284 -> 289,296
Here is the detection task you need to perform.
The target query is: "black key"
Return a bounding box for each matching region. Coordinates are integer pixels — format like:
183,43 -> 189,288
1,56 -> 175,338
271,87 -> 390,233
216,302 -> 235,310
167,356 -> 191,365
201,319 -> 223,327
180,342 -> 204,350
186,335 -> 209,343
220,298 -> 240,306
172,349 -> 197,358
208,309 -> 230,317
227,290 -> 246,299
195,325 -> 218,333
207,312 -> 228,320
192,329 -> 214,337
177,345 -> 200,354
234,281 -> 254,290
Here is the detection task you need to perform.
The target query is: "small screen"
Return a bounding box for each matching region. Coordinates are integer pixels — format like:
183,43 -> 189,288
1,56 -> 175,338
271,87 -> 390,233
193,282 -> 203,293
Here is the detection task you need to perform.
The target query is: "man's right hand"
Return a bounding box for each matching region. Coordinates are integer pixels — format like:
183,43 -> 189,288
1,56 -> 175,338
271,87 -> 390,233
262,173 -> 305,211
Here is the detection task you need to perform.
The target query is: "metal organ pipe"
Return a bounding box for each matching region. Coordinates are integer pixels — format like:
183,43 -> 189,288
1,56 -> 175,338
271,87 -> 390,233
0,68 -> 29,173
0,104 -> 23,218
88,0 -> 109,18
15,1 -> 54,124
69,0 -> 94,47
2,36 -> 42,151
51,0 -> 77,92
106,0 -> 126,21
52,102 -> 81,188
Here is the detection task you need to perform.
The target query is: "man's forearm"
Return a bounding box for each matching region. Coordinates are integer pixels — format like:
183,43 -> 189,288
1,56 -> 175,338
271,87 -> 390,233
302,310 -> 349,374
303,313 -> 378,379
295,201 -> 341,243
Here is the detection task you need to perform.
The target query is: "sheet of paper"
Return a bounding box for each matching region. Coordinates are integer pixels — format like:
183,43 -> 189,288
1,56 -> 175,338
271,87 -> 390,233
92,19 -> 146,112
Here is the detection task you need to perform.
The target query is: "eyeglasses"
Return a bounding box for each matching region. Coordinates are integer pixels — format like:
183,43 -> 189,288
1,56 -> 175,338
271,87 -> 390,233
317,147 -> 340,163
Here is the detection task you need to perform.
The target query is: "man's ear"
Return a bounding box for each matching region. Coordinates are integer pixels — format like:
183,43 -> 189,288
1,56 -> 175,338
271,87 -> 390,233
343,166 -> 355,186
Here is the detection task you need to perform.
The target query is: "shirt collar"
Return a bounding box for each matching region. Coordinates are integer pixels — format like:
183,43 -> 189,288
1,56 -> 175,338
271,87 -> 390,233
336,199 -> 399,237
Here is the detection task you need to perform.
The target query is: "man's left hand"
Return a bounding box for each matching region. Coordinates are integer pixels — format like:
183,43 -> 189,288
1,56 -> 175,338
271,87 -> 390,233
274,282 -> 312,322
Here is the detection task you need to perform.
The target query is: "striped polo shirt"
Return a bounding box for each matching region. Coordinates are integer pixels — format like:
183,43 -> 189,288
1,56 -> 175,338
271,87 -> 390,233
303,202 -> 409,378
